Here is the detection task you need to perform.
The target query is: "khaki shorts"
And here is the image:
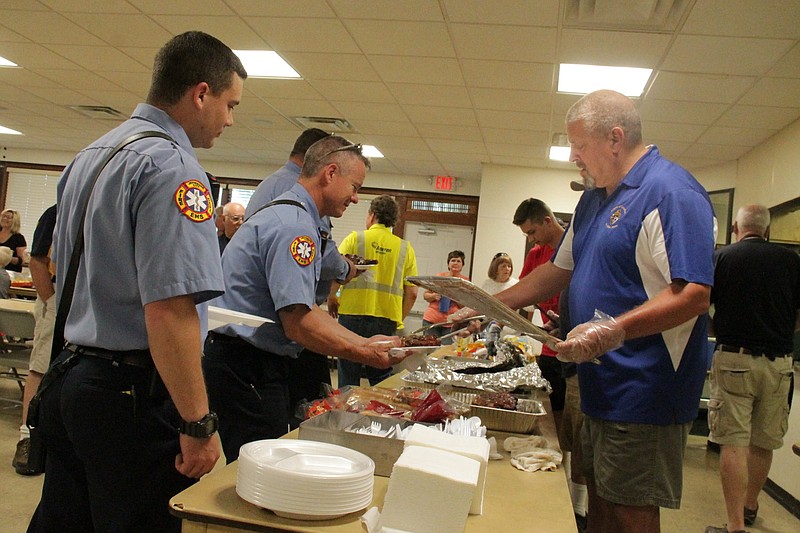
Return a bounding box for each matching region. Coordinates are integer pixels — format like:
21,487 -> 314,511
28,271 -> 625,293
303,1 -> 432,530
707,350 -> 793,449
558,374 -> 584,453
581,416 -> 690,509
29,293 -> 57,374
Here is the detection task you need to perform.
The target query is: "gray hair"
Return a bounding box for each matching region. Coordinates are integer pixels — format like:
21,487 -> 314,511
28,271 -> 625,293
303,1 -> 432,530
301,135 -> 371,178
736,204 -> 770,235
566,90 -> 643,147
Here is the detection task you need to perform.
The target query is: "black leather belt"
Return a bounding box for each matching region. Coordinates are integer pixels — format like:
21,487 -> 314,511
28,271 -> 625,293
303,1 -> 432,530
67,344 -> 153,369
206,331 -> 250,346
716,344 -> 789,361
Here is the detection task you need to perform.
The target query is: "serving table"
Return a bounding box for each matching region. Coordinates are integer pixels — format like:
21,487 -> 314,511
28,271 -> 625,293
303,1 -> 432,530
8,286 -> 37,299
169,372 -> 577,532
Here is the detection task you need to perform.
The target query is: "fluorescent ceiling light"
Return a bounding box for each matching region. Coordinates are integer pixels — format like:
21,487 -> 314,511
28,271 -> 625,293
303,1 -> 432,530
558,63 -> 652,97
0,125 -> 23,135
233,50 -> 300,78
549,146 -> 571,162
362,145 -> 384,158
0,56 -> 18,67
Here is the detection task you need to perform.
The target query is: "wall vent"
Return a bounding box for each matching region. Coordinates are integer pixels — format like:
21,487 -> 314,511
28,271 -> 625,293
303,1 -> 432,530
68,105 -> 127,120
292,116 -> 354,133
563,0 -> 690,32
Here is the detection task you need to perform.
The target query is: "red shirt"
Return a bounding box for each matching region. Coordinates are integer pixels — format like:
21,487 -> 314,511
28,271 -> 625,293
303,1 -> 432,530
520,244 -> 559,356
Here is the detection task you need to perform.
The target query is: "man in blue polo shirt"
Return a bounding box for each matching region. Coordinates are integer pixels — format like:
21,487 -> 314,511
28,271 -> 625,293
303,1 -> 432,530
494,90 -> 716,533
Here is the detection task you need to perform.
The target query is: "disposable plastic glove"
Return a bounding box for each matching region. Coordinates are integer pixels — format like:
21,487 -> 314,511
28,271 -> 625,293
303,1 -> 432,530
555,310 -> 625,363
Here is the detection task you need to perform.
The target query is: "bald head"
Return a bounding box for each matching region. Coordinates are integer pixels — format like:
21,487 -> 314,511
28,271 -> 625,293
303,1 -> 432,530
222,202 -> 245,238
735,204 -> 770,240
566,89 -> 643,149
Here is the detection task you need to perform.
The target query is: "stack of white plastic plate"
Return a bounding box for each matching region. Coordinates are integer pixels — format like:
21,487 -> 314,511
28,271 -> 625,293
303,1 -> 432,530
236,439 -> 375,520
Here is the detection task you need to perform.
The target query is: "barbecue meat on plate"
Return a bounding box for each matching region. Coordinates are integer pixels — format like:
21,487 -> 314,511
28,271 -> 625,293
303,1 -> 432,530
401,334 -> 441,347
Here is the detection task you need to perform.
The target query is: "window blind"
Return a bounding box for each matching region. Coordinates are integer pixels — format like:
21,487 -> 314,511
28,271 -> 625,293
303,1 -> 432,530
5,169 -> 60,245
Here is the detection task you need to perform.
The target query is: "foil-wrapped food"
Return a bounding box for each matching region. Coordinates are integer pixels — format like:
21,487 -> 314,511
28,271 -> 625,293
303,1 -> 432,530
403,340 -> 552,393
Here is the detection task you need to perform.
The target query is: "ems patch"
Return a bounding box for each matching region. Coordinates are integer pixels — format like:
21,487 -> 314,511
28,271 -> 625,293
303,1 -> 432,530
174,180 -> 214,222
290,235 -> 316,266
606,204 -> 627,229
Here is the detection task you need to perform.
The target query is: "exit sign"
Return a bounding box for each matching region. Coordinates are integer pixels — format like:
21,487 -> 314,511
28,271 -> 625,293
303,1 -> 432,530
434,175 -> 455,191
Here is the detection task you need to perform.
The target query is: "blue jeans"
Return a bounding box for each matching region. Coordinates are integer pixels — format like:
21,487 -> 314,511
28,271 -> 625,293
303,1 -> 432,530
337,315 -> 396,387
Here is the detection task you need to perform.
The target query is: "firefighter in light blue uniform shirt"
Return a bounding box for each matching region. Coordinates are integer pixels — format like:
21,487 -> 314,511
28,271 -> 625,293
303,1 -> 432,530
29,31 -> 245,533
213,182 -> 324,354
203,136 -> 403,463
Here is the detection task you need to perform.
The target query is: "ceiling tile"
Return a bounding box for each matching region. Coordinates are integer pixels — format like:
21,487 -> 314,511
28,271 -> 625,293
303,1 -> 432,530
739,77 -> 800,108
331,0 -> 443,21
370,56 -> 463,85
662,35 -> 794,76
402,105 -> 478,127
450,24 -> 556,62
346,20 -> 455,57
698,126 -> 777,147
248,17 -> 361,54
681,0 -> 800,39
648,71 -> 756,104
461,60 -> 554,91
559,29 -> 671,66
386,83 -> 472,107
443,0 -> 559,26
281,52 -> 382,82
639,99 -> 729,125
470,88 -> 550,112
717,105 -> 800,131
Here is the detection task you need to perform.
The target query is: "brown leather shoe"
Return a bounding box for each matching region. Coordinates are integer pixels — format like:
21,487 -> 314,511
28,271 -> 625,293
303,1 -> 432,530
11,438 -> 39,476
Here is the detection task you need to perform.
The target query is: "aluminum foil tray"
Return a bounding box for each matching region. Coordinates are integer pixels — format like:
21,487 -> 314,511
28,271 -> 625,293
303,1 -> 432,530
468,399 -> 546,434
401,356 -> 552,394
407,276 -> 559,348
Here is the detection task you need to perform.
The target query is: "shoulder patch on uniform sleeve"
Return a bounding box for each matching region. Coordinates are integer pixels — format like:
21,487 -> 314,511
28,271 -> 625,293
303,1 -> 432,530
290,235 -> 316,266
174,180 -> 214,222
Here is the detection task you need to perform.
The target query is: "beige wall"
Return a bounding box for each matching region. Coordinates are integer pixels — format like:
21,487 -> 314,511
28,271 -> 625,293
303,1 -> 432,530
472,164 -> 582,288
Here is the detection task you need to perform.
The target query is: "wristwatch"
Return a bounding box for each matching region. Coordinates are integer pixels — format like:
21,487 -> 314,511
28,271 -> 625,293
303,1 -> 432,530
179,412 -> 218,438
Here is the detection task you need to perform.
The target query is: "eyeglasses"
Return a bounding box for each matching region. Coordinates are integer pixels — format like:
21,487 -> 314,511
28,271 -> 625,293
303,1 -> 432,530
494,252 -> 509,258
319,143 -> 363,161
227,215 -> 244,222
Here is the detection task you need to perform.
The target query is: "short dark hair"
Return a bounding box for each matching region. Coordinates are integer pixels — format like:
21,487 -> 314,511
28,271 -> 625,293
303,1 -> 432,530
147,31 -> 247,107
513,198 -> 554,226
447,250 -> 465,263
291,128 -> 330,158
370,195 -> 399,227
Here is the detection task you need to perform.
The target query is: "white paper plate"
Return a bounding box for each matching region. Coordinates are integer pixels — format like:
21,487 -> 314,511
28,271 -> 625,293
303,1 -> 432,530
239,439 -> 374,479
208,306 -> 274,330
390,346 -> 438,372
355,263 -> 377,270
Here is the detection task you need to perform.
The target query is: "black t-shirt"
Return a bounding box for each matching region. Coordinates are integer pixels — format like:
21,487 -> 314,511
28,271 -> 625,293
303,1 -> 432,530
711,238 -> 800,354
31,204 -> 57,258
1,232 -> 27,272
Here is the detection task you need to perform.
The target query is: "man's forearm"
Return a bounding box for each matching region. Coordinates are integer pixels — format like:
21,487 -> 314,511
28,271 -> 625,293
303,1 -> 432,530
144,296 -> 209,422
401,286 -> 418,320
616,281 -> 711,340
29,256 -> 55,301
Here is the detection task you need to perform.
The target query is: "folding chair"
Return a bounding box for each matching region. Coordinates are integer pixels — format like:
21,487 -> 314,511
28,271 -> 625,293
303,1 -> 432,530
0,299 -> 37,407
